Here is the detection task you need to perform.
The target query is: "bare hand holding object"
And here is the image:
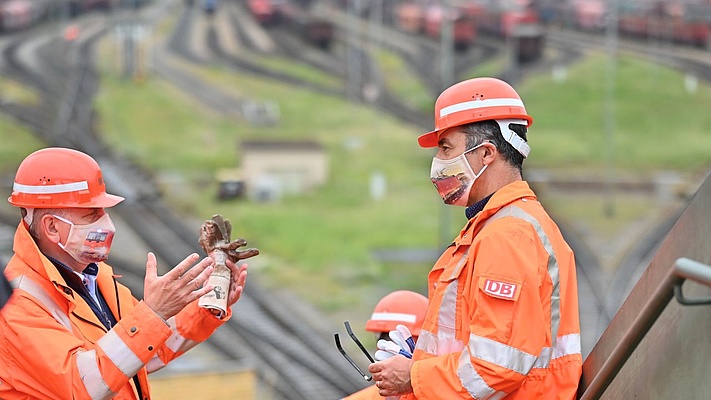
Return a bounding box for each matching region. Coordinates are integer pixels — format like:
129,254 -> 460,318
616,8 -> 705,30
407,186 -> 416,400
224,258 -> 248,308
368,355 -> 415,397
143,252 -> 214,320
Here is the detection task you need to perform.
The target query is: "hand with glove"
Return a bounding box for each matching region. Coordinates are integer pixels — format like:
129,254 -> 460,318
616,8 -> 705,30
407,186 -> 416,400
374,324 -> 415,361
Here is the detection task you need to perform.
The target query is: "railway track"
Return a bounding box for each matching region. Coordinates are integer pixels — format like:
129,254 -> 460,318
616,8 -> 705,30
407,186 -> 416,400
545,26 -> 711,83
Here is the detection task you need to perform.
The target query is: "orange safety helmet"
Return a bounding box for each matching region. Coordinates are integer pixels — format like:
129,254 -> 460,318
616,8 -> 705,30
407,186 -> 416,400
418,77 -> 533,149
8,147 -> 124,209
365,290 -> 428,337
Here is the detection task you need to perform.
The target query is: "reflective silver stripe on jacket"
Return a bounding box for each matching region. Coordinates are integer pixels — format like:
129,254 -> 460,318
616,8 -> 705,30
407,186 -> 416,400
146,316 -> 199,373
468,335 -> 537,375
96,330 -> 144,377
76,350 -> 117,400
531,333 -> 582,369
164,316 -> 199,354
145,355 -> 166,373
10,276 -> 72,331
484,205 -> 563,367
458,346 -> 508,400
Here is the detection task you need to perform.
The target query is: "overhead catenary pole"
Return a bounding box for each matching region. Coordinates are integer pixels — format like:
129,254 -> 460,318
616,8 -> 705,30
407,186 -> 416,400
439,0 -> 455,251
347,0 -> 362,101
440,0 -> 454,93
366,0 -> 383,104
603,0 -> 618,217
367,0 -> 386,201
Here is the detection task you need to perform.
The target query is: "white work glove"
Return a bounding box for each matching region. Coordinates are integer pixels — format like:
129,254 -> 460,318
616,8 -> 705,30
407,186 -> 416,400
373,324 -> 414,361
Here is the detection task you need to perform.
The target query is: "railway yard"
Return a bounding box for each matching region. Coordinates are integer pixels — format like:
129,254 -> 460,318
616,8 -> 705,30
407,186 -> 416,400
0,0 -> 710,398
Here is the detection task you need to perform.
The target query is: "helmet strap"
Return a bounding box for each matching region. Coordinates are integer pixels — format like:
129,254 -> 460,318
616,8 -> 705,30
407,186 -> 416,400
496,119 -> 530,158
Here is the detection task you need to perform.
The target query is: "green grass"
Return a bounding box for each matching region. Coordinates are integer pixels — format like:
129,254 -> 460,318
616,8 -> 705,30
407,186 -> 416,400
246,53 -> 342,90
374,49 -> 434,113
0,78 -> 40,106
96,74 -> 241,173
460,53 -> 508,80
0,115 -> 46,219
519,52 -> 711,171
0,115 -> 45,175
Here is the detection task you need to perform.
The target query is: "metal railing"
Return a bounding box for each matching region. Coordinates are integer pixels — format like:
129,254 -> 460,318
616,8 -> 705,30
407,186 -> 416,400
579,258 -> 711,399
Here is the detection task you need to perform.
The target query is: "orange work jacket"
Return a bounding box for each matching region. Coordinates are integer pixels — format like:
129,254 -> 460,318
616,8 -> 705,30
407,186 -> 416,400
0,222 -> 230,400
404,181 -> 582,399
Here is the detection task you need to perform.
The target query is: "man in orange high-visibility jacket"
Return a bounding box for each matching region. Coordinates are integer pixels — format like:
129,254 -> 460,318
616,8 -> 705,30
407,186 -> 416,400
369,78 -> 582,399
0,148 -> 257,399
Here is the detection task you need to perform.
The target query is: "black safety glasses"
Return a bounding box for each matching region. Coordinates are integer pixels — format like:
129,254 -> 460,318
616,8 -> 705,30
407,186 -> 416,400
334,321 -> 375,381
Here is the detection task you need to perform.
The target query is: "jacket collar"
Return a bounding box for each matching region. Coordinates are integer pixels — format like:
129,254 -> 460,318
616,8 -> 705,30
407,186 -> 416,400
13,222 -> 69,289
465,180 -> 537,229
480,180 -> 536,218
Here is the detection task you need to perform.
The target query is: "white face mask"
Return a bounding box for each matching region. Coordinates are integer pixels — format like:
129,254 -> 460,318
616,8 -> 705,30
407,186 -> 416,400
430,143 -> 488,207
53,213 -> 116,264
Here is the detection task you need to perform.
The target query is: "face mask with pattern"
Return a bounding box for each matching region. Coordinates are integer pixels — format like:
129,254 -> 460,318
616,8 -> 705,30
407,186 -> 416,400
53,213 -> 116,264
429,142 -> 488,207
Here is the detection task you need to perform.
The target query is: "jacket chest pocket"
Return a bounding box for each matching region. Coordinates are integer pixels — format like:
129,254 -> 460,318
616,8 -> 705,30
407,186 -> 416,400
430,246 -> 472,333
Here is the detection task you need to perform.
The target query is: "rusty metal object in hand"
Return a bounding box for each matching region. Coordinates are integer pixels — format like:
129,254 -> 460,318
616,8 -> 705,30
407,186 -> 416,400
197,214 -> 259,315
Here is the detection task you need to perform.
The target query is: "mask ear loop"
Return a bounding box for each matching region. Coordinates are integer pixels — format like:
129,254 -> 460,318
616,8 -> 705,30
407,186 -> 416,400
22,208 -> 35,227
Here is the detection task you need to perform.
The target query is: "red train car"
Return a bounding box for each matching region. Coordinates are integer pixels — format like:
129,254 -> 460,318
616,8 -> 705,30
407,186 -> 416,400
452,15 -> 476,50
0,0 -> 50,32
571,0 -> 606,32
471,0 -> 544,62
247,0 -> 285,25
565,0 -> 711,49
475,0 -> 540,38
394,1 -> 476,51
394,1 -> 424,34
247,0 -> 334,49
513,23 -> 544,63
617,2 -> 710,48
423,4 -> 476,50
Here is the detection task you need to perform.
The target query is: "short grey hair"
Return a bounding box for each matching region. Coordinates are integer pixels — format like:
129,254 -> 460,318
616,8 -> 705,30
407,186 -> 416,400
24,208 -> 68,240
461,120 -> 528,172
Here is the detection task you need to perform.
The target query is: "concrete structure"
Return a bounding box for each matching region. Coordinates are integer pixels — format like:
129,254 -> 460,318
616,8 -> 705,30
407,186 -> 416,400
240,140 -> 328,202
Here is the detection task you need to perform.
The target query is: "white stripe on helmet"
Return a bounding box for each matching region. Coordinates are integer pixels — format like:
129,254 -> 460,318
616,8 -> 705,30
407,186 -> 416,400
13,181 -> 89,194
439,98 -> 525,118
370,312 -> 417,323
